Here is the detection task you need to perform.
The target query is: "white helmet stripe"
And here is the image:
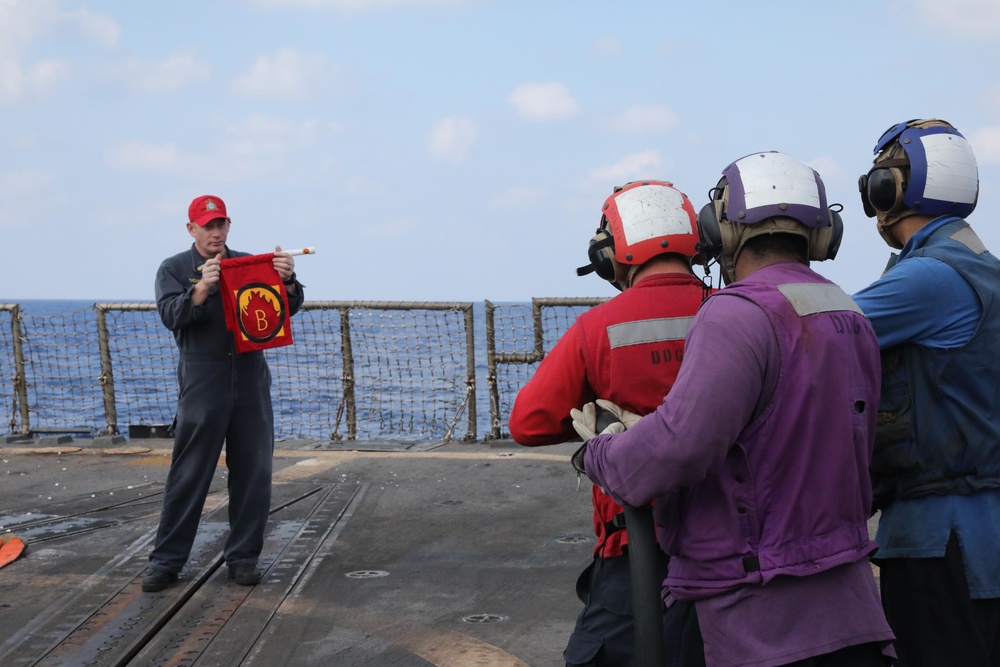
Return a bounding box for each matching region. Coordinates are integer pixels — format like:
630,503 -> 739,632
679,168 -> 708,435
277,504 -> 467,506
921,133 -> 978,205
616,185 -> 692,247
736,153 -> 822,210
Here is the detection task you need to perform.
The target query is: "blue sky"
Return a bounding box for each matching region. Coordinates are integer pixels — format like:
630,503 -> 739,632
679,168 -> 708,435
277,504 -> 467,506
2,0 -> 999,302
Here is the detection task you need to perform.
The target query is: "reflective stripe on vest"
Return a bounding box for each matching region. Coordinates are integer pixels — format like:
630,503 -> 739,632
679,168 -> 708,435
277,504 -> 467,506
606,316 -> 695,349
950,225 -> 987,255
777,283 -> 864,317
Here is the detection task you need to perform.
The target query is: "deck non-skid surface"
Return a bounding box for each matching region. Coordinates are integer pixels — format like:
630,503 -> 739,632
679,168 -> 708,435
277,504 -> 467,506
0,439 -> 591,666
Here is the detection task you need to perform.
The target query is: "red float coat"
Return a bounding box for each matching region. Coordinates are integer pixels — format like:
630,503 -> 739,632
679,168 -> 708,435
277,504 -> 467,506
508,273 -> 708,558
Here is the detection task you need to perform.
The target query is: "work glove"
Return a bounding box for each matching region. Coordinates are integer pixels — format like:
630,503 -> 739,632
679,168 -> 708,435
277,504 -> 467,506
569,402 -> 626,486
570,402 -> 626,444
595,399 -> 643,430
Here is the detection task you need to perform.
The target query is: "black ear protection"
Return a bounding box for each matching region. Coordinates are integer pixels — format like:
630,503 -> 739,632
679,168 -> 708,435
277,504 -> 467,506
575,225 -> 618,281
694,182 -> 726,263
858,157 -> 909,217
578,182 -> 636,282
694,180 -> 844,264
815,207 -> 844,261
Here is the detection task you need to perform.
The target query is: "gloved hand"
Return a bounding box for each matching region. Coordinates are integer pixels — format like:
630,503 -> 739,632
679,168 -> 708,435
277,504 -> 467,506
570,402 -> 626,443
569,402 -> 626,479
595,399 -> 643,430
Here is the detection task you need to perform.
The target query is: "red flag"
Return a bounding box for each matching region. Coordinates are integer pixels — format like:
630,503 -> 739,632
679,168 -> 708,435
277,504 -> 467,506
219,253 -> 294,354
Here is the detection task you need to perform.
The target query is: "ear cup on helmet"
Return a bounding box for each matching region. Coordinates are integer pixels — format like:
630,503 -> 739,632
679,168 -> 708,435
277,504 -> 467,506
808,208 -> 844,261
586,229 -> 619,282
866,166 -> 905,213
696,196 -> 742,284
695,201 -> 723,261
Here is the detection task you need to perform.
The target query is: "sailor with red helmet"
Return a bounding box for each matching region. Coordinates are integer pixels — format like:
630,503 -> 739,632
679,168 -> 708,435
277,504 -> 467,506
580,153 -> 897,666
509,180 -> 710,666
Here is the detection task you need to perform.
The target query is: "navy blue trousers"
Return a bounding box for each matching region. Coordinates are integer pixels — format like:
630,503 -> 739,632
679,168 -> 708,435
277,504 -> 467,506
879,531 -> 1000,666
565,550 -> 670,667
149,353 -> 274,574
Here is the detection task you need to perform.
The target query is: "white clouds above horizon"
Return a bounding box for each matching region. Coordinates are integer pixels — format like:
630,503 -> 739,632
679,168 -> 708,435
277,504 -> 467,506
102,51 -> 210,94
589,150 -> 663,184
507,82 -> 580,122
2,1 -> 999,303
908,0 -> 1000,38
609,105 -> 677,134
231,48 -> 337,100
426,116 -> 478,163
0,58 -> 69,104
0,0 -> 118,105
0,167 -> 53,197
106,113 -> 340,180
968,125 -> 1000,165
106,141 -> 200,175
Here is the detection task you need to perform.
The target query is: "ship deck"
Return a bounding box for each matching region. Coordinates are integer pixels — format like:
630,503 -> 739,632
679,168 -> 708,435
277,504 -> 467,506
0,436 -> 590,666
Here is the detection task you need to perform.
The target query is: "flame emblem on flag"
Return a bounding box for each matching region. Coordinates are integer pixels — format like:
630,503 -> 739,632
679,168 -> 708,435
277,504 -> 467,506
234,283 -> 286,344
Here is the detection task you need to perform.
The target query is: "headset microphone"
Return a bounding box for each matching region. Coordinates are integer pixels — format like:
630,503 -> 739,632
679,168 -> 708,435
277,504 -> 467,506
576,263 -> 596,276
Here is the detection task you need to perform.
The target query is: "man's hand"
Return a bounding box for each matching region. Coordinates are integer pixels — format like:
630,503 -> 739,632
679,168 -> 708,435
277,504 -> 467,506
273,245 -> 296,282
273,246 -> 297,294
570,402 -> 626,443
595,399 -> 643,430
192,254 -> 222,305
570,402 -> 625,482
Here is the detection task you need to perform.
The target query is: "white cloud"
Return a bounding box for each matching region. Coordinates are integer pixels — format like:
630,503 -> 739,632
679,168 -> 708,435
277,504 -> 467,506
105,113 -> 341,181
104,51 -> 210,93
106,140 -> 249,182
223,114 -> 330,167
232,48 -> 337,100
227,113 -> 324,142
0,168 -> 53,196
807,156 -> 840,180
610,105 -> 677,134
0,58 -> 70,103
967,125 -> 1000,165
426,116 -> 478,163
507,82 -> 580,122
0,0 -> 118,104
106,141 -> 190,173
907,0 -> 1000,38
61,8 -> 119,48
589,150 -> 663,183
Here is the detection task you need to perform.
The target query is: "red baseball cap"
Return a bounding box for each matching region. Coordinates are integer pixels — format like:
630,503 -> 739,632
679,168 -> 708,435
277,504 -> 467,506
188,195 -> 229,227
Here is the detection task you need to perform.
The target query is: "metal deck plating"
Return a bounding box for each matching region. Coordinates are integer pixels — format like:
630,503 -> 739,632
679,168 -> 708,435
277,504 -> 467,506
0,438 -> 589,666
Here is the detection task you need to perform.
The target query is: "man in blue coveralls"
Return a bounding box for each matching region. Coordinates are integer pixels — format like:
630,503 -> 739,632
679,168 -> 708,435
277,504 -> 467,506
142,194 -> 304,593
854,119 -> 1000,666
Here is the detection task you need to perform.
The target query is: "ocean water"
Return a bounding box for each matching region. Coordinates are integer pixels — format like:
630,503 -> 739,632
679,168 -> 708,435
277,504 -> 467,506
2,298 -> 585,442
6,299 -> 89,316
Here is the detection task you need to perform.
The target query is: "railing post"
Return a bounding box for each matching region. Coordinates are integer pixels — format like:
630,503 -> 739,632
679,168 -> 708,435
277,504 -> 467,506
10,305 -> 30,434
484,300 -> 500,441
532,297 -> 545,357
463,304 -> 477,442
95,305 -> 119,436
339,306 -> 357,440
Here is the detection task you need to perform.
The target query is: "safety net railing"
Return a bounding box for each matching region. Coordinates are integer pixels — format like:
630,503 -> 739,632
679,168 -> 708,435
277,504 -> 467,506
1,299 -> 607,443
484,298 -> 606,441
